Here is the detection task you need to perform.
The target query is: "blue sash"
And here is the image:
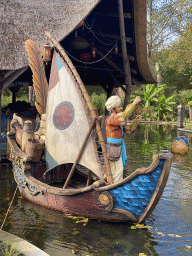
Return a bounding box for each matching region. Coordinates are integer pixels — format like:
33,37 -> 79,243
107,126 -> 127,170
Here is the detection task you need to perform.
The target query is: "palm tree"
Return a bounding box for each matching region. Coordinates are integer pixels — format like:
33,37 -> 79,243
133,84 -> 165,119
153,94 -> 176,121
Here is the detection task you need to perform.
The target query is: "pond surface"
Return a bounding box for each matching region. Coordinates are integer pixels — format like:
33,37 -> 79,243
0,124 -> 192,256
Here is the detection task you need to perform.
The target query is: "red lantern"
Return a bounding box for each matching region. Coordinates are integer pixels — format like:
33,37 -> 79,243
43,39 -> 52,64
92,47 -> 96,58
80,52 -> 91,62
115,43 -> 118,54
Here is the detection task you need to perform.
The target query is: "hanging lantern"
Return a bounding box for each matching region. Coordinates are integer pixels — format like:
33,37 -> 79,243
92,47 -> 96,58
43,39 -> 52,64
80,52 -> 91,62
75,30 -> 78,38
71,37 -> 89,50
115,43 -> 118,54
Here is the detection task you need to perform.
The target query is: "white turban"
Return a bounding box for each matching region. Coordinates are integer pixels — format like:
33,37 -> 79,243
105,96 -> 121,112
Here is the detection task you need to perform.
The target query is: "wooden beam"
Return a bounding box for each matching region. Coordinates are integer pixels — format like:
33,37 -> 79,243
93,12 -> 131,19
94,32 -> 132,43
96,49 -> 124,75
3,70 -> 15,81
132,77 -> 142,87
130,69 -> 138,74
2,66 -> 29,90
118,0 -> 132,107
124,13 -> 131,19
0,81 -> 2,162
96,49 -> 135,92
0,72 -> 4,161
101,62 -> 126,93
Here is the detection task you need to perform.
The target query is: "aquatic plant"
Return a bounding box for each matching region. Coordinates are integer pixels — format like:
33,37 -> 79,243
0,243 -> 20,256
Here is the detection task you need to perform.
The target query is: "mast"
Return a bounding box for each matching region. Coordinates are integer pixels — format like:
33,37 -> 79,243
45,32 -> 113,185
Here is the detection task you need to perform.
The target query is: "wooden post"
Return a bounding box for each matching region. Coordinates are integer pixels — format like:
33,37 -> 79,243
29,85 -> 35,106
2,67 -> 28,90
6,119 -> 10,155
63,117 -> 97,189
189,105 -> 192,121
12,84 -> 16,104
177,105 -> 183,128
0,72 -> 4,162
0,83 -> 2,162
86,170 -> 92,187
157,74 -> 162,86
117,0 -> 132,108
45,31 -> 113,185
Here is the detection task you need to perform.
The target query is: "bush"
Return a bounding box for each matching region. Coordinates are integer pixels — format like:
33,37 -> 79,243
90,93 -> 107,116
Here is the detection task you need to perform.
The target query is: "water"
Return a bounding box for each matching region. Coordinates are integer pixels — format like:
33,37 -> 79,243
0,124 -> 192,256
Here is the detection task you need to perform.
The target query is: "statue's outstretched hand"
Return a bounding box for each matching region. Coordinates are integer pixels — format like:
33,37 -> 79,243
133,96 -> 141,106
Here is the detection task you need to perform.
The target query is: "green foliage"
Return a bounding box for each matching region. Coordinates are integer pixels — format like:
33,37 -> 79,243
85,85 -> 106,96
132,84 -> 165,119
2,86 -> 29,108
151,21 -> 192,93
131,84 -> 177,121
16,86 -> 29,98
147,0 -> 192,57
161,64 -> 192,92
2,88 -> 12,97
177,90 -> 192,106
0,243 -> 19,256
187,101 -> 192,106
1,95 -> 29,108
90,92 -> 107,116
152,94 -> 176,121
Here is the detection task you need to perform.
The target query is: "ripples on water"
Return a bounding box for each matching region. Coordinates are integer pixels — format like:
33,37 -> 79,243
0,125 -> 192,255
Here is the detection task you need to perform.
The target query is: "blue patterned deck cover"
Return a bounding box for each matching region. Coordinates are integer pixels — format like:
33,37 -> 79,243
109,159 -> 164,218
174,136 -> 189,147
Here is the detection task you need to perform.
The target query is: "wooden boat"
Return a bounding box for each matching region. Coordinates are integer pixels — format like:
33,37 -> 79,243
7,34 -> 173,223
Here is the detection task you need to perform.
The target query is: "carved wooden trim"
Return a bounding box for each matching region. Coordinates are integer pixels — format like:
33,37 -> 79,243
93,154 -> 169,191
133,0 -> 156,83
24,168 -> 95,196
112,209 -> 137,222
99,191 -> 113,211
7,132 -> 26,159
138,153 -> 173,223
12,163 -> 43,196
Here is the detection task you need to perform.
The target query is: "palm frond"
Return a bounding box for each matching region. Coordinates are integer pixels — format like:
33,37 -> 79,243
25,39 -> 49,116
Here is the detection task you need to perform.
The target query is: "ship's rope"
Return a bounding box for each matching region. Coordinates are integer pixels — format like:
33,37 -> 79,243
0,185 -> 18,230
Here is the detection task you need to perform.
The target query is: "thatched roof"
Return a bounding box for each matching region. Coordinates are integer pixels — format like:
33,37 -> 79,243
0,0 -> 100,70
1,0 -> 156,91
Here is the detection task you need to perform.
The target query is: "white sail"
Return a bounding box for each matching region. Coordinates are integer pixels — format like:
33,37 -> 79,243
45,52 -> 102,179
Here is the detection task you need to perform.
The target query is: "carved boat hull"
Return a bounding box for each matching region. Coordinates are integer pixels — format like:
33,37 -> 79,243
9,133 -> 173,223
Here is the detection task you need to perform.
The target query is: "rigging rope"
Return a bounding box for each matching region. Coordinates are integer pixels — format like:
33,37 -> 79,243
93,17 -> 117,43
84,20 -> 117,46
62,44 -> 116,65
0,185 -> 18,230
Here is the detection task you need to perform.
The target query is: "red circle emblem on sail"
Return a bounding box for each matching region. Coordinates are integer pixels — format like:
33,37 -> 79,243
53,101 -> 75,130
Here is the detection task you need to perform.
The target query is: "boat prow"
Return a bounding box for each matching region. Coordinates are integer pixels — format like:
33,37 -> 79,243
93,152 -> 173,223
